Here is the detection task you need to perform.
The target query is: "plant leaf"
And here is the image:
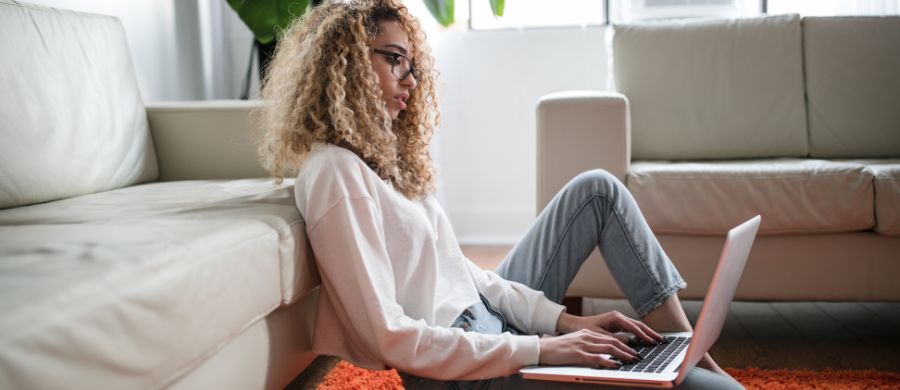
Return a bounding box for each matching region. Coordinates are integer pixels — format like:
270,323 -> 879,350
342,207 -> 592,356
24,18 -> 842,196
423,0 -> 454,27
234,0 -> 309,44
238,0 -> 278,43
226,0 -> 242,13
275,0 -> 310,38
489,0 -> 504,17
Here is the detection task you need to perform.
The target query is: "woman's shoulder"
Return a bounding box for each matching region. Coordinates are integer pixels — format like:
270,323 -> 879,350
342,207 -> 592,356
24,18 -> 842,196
295,142 -> 382,202
300,142 -> 366,179
306,142 -> 360,165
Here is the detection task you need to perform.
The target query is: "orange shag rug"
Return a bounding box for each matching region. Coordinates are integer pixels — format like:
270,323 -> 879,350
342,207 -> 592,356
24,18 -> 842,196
316,362 -> 900,390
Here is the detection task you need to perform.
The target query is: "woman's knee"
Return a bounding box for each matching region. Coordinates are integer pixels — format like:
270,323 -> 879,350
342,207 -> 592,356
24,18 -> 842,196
566,169 -> 625,195
677,368 -> 744,390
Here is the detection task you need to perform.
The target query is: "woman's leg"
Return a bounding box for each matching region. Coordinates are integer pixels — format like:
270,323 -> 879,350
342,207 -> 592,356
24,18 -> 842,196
493,169 -> 729,377
494,169 -> 683,317
485,367 -> 743,390
401,368 -> 745,390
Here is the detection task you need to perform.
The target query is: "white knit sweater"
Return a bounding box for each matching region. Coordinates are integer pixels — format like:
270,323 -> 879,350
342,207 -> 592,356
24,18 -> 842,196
293,143 -> 565,380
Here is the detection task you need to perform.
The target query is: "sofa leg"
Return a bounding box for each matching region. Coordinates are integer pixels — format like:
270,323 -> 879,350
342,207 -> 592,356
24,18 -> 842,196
561,297 -> 583,317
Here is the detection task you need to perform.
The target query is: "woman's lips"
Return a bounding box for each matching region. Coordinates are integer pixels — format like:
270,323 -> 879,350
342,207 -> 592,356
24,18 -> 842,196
394,97 -> 407,110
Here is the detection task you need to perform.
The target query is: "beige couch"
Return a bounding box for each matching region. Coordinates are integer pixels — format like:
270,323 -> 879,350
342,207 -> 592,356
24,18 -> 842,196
537,14 -> 900,302
0,2 -> 319,389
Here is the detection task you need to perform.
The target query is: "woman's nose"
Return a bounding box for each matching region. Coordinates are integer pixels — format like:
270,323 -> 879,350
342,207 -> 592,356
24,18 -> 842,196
402,74 -> 417,90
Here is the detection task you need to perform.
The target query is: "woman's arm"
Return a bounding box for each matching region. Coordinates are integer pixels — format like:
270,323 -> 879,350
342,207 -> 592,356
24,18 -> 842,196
463,261 -> 654,367
463,259 -> 565,335
308,196 -> 541,380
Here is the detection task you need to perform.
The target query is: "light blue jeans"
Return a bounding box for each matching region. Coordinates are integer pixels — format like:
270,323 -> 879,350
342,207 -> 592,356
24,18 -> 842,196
398,170 -> 743,390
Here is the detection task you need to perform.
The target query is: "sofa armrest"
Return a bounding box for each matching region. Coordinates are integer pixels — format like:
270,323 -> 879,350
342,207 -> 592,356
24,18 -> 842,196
536,91 -> 631,214
146,100 -> 270,181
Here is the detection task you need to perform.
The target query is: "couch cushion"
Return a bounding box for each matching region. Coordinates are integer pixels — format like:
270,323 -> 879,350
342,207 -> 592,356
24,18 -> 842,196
0,179 -> 317,389
803,17 -> 900,158
612,14 -> 808,160
627,159 -> 875,235
844,160 -> 900,236
0,1 -> 158,209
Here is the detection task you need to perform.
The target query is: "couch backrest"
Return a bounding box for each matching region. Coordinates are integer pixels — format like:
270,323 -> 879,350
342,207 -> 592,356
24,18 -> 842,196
0,1 -> 158,209
612,14 -> 809,161
803,16 -> 900,158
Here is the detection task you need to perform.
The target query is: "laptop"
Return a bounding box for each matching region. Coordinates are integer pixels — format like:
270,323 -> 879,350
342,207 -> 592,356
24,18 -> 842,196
520,215 -> 761,388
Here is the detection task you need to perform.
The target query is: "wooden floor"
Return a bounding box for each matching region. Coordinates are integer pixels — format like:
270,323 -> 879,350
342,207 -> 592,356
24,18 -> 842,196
284,245 -> 900,389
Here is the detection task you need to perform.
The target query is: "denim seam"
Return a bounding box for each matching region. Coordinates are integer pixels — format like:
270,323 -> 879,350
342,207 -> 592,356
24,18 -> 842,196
538,192 -> 672,314
593,194 -> 668,299
537,194 -> 597,292
601,194 -> 688,317
635,280 -> 686,318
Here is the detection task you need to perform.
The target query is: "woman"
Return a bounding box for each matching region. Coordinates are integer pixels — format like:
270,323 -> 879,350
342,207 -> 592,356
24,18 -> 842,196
255,1 -> 742,389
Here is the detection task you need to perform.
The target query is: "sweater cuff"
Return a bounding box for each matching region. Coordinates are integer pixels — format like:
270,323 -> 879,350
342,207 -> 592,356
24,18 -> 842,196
532,297 -> 566,335
508,334 -> 541,373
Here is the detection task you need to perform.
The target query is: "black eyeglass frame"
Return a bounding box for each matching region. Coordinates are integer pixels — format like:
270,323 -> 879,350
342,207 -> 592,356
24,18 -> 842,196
373,48 -> 422,83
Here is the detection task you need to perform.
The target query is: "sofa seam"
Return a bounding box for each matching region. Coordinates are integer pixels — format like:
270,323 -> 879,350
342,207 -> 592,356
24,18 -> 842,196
0,227 -> 280,339
0,181 -> 296,226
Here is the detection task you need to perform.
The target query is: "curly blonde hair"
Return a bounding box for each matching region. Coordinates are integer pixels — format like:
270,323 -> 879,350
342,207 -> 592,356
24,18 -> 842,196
254,0 -> 439,199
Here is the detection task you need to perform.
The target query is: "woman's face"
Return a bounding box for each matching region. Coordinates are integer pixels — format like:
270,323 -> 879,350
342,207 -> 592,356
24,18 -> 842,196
370,20 -> 418,120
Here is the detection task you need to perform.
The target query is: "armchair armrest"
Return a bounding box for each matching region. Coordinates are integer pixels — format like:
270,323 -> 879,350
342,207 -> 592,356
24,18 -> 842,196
536,91 -> 631,214
146,100 -> 269,181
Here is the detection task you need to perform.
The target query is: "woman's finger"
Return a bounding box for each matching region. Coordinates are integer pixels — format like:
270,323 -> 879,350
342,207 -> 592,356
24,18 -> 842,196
594,327 -> 634,346
616,318 -> 659,344
583,333 -> 638,359
634,320 -> 667,343
581,341 -> 640,364
610,314 -> 667,344
583,352 -> 625,369
621,317 -> 666,344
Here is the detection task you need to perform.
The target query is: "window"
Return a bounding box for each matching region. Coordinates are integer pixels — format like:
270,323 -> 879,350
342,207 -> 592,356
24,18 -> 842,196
469,0 -> 607,30
610,0 -> 762,23
765,0 -> 900,16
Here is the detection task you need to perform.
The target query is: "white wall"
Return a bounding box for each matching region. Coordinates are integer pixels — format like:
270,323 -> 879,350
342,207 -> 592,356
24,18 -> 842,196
26,0 -> 207,103
428,27 -> 610,244
29,0 -> 255,102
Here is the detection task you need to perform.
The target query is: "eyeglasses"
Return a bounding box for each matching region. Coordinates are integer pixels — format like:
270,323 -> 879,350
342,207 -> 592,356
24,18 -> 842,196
374,49 -> 422,86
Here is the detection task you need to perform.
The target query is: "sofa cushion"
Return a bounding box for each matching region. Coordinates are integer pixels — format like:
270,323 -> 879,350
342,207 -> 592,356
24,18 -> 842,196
627,159 -> 875,235
803,17 -> 900,158
612,14 -> 808,161
844,160 -> 900,236
0,1 -> 158,209
0,179 -> 317,389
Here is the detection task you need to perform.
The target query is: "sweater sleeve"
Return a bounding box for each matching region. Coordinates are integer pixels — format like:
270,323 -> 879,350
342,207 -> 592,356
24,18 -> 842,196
307,195 -> 541,380
465,259 -> 566,336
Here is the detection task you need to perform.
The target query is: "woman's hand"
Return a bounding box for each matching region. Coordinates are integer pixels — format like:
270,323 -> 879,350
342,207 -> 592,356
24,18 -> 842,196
556,311 -> 667,346
538,329 -> 640,368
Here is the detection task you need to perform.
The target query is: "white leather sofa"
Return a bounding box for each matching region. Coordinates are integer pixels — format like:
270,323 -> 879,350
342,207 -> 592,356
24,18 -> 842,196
537,14 -> 900,302
0,2 -> 319,389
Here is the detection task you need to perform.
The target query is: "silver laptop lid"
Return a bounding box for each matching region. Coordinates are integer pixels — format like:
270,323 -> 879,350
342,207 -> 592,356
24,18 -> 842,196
675,215 -> 760,385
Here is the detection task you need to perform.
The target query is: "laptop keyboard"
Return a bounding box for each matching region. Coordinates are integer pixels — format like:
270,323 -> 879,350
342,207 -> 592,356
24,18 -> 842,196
607,336 -> 690,374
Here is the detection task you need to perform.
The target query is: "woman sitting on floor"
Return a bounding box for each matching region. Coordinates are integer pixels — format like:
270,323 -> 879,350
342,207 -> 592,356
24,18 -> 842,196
254,1 -> 742,389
